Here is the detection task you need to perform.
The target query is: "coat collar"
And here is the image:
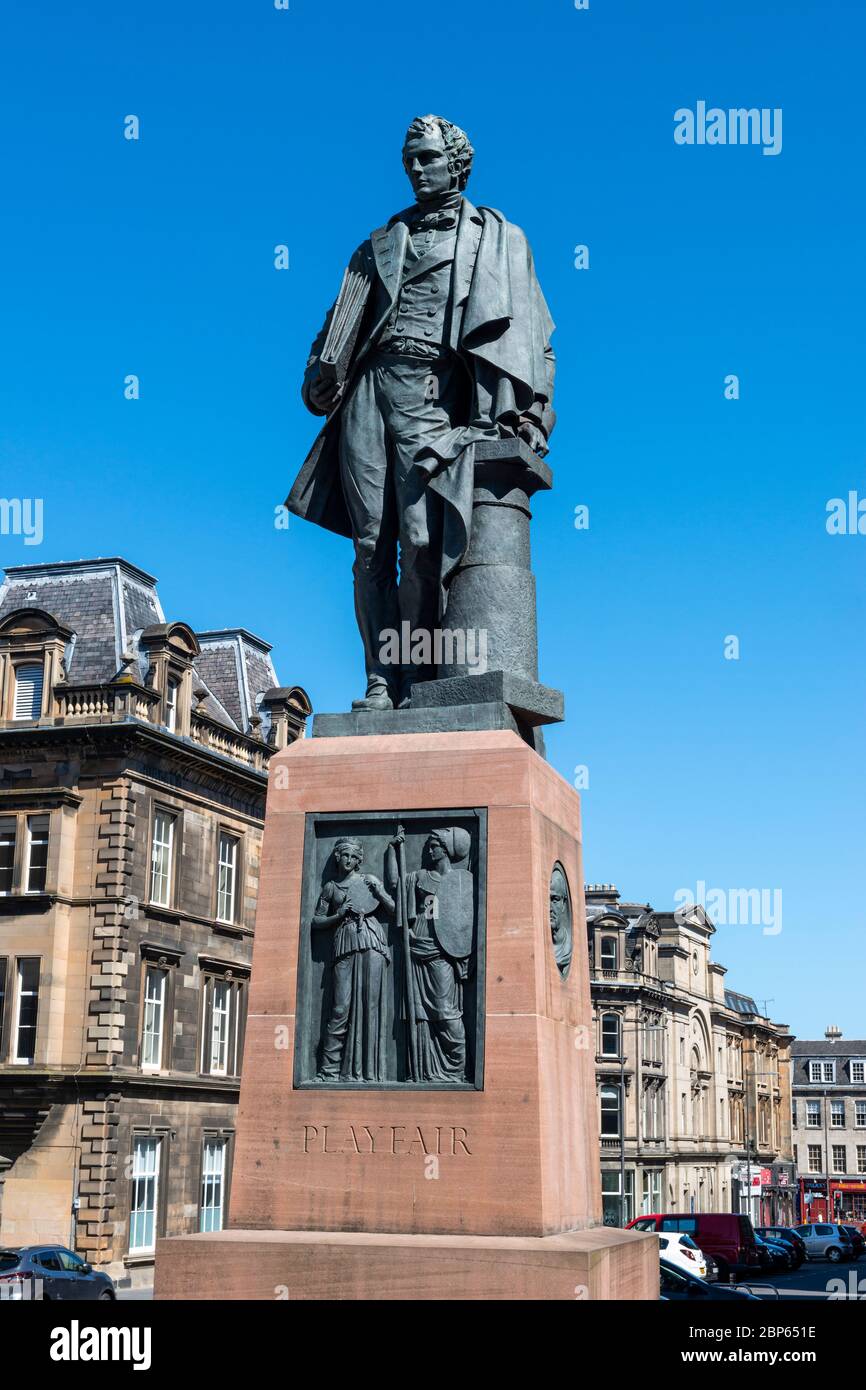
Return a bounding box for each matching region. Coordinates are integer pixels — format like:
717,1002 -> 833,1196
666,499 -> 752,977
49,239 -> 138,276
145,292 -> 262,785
370,197 -> 484,303
370,219 -> 408,303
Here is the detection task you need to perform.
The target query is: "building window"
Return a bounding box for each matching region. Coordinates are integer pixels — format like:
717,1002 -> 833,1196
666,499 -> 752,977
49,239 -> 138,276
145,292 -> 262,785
809,1060 -> 836,1083
24,815 -> 49,894
641,1168 -> 662,1215
601,1169 -> 633,1225
0,958 -> 6,1051
129,1136 -> 161,1254
643,1081 -> 663,1140
600,1012 -> 621,1058
216,832 -> 240,924
141,966 -> 167,1071
851,1061 -> 865,1085
831,1100 -> 845,1129
165,679 -> 179,733
200,974 -> 246,1078
13,958 -> 39,1064
0,818 -> 16,895
149,810 -> 176,907
13,663 -> 44,720
832,1145 -> 847,1175
857,1146 -> 866,1174
791,1101 -> 797,1128
807,1144 -> 823,1173
200,1139 -> 228,1232
600,1085 -> 621,1139
599,937 -> 617,972
806,1100 -> 821,1128
793,1144 -> 798,1167
855,1102 -> 866,1129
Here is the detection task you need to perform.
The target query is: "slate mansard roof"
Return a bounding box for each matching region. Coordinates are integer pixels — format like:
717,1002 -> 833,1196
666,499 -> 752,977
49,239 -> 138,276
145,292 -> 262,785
0,557 -> 281,734
790,1039 -> 866,1089
791,1039 -> 866,1057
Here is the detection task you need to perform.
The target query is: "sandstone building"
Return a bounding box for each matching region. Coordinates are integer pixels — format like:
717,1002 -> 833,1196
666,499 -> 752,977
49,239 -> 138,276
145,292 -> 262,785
0,557 -> 309,1284
791,1028 -> 866,1223
586,884 -> 795,1227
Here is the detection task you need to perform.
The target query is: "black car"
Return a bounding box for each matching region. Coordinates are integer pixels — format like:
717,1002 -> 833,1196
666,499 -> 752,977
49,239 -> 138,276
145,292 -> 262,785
660,1257 -> 761,1301
757,1226 -> 806,1269
0,1246 -> 116,1300
755,1233 -> 794,1272
842,1225 -> 866,1259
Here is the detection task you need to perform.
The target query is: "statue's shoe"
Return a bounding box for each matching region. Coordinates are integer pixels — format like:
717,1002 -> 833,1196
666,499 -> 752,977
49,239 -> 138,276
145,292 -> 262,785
351,689 -> 394,711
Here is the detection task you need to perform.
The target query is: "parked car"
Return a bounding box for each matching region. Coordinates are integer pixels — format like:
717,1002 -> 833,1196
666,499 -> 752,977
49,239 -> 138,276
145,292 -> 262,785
756,1226 -> 806,1268
755,1234 -> 793,1272
841,1225 -> 865,1259
657,1232 -> 707,1278
0,1246 -> 116,1300
659,1257 -> 761,1301
628,1212 -> 762,1282
792,1223 -> 854,1262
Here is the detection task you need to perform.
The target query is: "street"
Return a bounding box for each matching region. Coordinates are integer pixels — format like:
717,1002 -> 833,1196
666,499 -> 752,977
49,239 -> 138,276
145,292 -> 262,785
741,1258 -> 866,1301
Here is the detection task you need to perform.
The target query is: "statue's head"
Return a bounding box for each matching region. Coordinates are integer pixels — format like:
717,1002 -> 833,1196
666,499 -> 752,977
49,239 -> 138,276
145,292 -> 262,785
425,826 -> 471,867
550,865 -> 569,940
402,115 -> 474,202
334,837 -> 363,873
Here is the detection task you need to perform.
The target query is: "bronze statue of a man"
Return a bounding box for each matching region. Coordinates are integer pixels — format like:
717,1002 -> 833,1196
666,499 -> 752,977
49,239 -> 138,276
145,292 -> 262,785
286,115 -> 556,710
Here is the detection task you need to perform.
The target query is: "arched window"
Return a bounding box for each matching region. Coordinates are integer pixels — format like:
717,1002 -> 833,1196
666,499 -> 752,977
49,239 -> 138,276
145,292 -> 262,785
601,1012 -> 621,1057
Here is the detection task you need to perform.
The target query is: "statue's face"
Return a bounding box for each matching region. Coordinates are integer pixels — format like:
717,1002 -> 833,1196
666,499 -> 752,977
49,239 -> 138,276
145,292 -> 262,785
403,129 -> 452,202
550,890 -> 566,937
336,846 -> 361,873
426,834 -> 448,866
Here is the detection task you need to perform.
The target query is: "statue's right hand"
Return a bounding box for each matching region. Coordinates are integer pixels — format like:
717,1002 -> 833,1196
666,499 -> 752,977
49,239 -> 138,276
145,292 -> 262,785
308,373 -> 341,413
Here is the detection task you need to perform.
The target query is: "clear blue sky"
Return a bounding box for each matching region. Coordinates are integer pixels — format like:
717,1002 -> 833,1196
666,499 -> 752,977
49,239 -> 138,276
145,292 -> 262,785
1,0 -> 864,1038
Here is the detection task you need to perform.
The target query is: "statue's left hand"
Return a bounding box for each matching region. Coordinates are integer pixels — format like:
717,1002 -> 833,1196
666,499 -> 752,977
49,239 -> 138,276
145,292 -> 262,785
517,421 -> 548,457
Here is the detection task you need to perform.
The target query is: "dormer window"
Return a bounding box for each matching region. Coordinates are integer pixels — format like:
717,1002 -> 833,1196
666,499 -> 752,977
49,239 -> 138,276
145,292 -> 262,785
139,622 -> 199,738
13,663 -> 44,719
0,609 -> 73,724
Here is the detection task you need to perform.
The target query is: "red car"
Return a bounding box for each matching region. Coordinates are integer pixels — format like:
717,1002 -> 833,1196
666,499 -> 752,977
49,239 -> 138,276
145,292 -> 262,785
627,1212 -> 762,1282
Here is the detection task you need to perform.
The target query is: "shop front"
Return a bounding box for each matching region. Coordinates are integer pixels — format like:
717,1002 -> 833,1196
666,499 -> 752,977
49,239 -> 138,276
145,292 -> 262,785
798,1177 -> 866,1223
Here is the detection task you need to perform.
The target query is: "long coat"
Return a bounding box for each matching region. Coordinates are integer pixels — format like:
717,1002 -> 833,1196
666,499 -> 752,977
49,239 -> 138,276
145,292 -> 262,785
286,198 -> 556,597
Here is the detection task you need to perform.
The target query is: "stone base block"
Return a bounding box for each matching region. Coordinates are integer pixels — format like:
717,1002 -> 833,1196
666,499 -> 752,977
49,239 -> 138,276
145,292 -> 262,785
410,670 -> 564,726
155,1226 -> 658,1301
312,700 -> 521,740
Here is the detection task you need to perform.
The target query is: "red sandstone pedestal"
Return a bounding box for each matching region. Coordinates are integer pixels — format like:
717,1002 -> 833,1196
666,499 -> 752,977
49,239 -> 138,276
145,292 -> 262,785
155,730 -> 656,1299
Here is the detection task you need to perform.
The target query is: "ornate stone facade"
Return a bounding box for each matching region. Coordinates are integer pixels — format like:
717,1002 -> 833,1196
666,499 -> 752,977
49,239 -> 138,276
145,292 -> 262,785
0,557 -> 310,1284
587,885 -> 794,1226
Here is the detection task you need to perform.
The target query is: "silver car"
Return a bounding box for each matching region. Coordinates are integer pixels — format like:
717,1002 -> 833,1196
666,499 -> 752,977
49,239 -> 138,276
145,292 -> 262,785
792,1222 -> 854,1262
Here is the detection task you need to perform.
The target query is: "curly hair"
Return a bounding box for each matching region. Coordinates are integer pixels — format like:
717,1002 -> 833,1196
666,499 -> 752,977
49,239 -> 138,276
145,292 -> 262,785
402,114 -> 474,190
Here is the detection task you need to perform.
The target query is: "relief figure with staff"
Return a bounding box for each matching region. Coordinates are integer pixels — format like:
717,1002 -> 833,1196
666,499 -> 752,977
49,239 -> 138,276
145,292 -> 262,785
386,824 -> 474,1082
